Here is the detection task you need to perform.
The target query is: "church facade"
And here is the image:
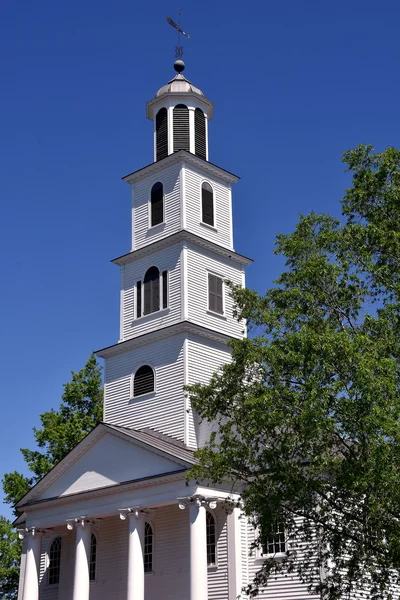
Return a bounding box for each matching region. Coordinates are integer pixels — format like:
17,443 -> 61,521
16,65 -> 316,600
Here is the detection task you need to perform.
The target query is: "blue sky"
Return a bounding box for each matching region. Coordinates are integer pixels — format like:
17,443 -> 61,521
1,0 -> 399,518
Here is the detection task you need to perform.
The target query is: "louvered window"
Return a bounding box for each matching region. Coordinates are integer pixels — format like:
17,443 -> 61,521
151,182 -> 164,227
173,104 -> 190,152
208,274 -> 223,314
206,512 -> 216,566
156,107 -> 168,161
143,266 -> 160,315
48,537 -> 62,585
262,521 -> 286,555
134,365 -> 154,397
195,108 -> 206,160
89,534 -> 97,581
202,182 -> 214,226
144,522 -> 153,573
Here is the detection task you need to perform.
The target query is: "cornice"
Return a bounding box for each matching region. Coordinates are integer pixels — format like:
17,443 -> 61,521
111,230 -> 253,267
95,321 -> 235,359
121,150 -> 239,185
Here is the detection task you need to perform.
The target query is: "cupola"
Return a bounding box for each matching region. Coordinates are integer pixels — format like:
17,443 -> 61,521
146,61 -> 214,163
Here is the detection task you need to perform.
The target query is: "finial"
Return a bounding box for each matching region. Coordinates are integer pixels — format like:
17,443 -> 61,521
167,11 -> 191,69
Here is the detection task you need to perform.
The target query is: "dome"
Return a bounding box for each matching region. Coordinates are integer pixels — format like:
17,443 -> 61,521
155,74 -> 205,99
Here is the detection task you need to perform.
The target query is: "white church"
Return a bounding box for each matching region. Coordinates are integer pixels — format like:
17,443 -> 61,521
15,62 -> 317,600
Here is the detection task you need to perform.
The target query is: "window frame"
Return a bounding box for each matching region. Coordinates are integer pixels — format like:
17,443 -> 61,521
257,520 -> 287,560
149,181 -> 165,229
89,532 -> 97,583
47,535 -> 62,587
207,272 -> 225,316
131,364 -> 156,399
144,521 -> 154,574
200,180 -> 216,229
135,268 -> 169,320
206,510 -> 218,568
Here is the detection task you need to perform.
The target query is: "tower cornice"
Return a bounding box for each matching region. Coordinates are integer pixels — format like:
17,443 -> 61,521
122,150 -> 239,185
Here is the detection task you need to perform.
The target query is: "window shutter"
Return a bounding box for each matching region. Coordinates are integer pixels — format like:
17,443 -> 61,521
151,182 -> 164,227
134,365 -> 154,397
195,108 -> 206,160
156,108 -> 168,161
162,271 -> 168,309
136,281 -> 142,318
173,104 -> 190,152
202,182 -> 214,226
144,267 -> 160,315
208,274 -> 223,314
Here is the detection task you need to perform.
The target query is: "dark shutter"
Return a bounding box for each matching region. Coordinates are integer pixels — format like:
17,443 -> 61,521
136,281 -> 142,318
143,266 -> 160,315
208,274 -> 223,314
162,270 -> 168,309
202,182 -> 214,226
151,182 -> 163,226
195,108 -> 207,160
173,104 -> 190,152
134,365 -> 154,396
156,107 -> 168,161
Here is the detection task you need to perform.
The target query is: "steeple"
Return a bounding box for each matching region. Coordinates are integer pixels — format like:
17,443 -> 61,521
146,63 -> 214,162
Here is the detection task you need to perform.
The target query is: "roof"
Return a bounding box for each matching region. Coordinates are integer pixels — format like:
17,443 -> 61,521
155,74 -> 205,98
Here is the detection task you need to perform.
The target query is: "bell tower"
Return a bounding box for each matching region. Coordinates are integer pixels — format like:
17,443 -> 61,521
97,62 -> 252,449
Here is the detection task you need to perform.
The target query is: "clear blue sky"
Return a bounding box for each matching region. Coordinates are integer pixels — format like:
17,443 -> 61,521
1,0 -> 399,518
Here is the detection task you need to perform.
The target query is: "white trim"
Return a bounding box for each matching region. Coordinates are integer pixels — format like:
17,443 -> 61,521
119,265 -> 125,342
181,164 -> 186,229
205,114 -> 209,161
228,185 -> 234,250
199,221 -> 218,233
200,179 -> 216,229
181,246 -> 188,321
227,507 -> 242,600
131,182 -> 135,251
183,337 -> 189,446
189,107 -> 195,154
130,364 -> 156,400
153,113 -> 157,162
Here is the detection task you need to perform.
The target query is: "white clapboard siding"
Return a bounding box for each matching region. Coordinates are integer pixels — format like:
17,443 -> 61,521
104,334 -> 185,439
132,162 -> 181,250
186,244 -> 245,340
187,334 -> 232,448
121,242 -> 182,340
208,508 -> 229,600
184,165 -> 233,250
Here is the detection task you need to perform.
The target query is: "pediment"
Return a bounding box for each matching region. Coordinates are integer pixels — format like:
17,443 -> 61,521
23,426 -> 190,504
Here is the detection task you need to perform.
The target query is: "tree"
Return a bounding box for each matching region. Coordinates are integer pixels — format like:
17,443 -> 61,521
0,517 -> 21,600
188,145 -> 400,599
2,354 -> 103,510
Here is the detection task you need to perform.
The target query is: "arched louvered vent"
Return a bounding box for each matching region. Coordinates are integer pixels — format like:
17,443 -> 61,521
156,108 -> 168,161
195,108 -> 206,160
134,365 -> 155,397
173,104 -> 190,152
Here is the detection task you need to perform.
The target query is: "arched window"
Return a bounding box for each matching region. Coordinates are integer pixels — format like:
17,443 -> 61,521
48,537 -> 62,585
202,182 -> 214,226
173,104 -> 190,152
89,534 -> 97,581
206,512 -> 216,566
144,522 -> 153,573
143,266 -> 160,315
156,107 -> 168,161
134,365 -> 155,397
195,108 -> 206,160
151,182 -> 164,227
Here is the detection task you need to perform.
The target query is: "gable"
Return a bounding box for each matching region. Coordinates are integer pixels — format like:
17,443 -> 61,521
36,431 -> 185,501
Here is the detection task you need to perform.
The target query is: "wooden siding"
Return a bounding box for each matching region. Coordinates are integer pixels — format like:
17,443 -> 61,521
132,163 -> 181,250
37,506 -> 228,600
104,334 -> 186,440
187,335 -> 232,448
186,244 -> 245,341
184,165 -> 233,250
121,242 -> 182,341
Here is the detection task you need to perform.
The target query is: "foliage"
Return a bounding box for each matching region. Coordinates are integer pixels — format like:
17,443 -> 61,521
188,145 -> 400,599
2,354 -> 103,511
0,516 -> 22,599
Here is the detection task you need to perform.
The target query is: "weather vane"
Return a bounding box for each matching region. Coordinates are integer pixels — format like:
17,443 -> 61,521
167,10 -> 191,71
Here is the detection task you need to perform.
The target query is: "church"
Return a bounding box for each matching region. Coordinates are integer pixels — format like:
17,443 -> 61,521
15,61 -> 316,600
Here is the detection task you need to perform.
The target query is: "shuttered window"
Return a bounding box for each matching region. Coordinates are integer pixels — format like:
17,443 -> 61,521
89,534 -> 97,581
151,182 -> 164,227
195,108 -> 206,160
173,104 -> 190,152
144,523 -> 153,573
143,267 -> 160,315
206,512 -> 216,566
136,281 -> 142,318
134,365 -> 154,397
208,274 -> 223,314
48,537 -> 62,585
202,182 -> 214,226
156,107 -> 168,161
162,270 -> 168,309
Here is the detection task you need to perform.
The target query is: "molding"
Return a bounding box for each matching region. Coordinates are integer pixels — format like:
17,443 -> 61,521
122,150 -> 239,186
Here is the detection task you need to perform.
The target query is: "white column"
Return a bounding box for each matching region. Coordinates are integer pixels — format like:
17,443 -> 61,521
189,498 -> 208,600
20,528 -> 42,600
227,506 -> 242,600
72,519 -> 91,600
127,508 -> 145,600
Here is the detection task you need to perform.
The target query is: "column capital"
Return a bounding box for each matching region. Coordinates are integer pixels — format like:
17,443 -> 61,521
178,495 -> 239,513
118,506 -> 149,521
65,516 -> 91,531
17,526 -> 44,540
